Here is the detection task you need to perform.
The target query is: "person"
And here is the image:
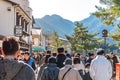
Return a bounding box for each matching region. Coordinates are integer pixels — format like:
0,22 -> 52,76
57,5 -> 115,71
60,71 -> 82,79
23,52 -> 36,70
58,58 -> 82,80
0,37 -> 35,80
47,50 -> 51,55
86,53 -> 95,64
37,54 -> 51,80
52,52 -> 57,58
56,47 -> 67,68
110,52 -> 119,79
33,52 -> 41,66
41,57 -> 59,80
65,50 -> 71,58
90,49 -> 112,80
110,52 -> 119,71
84,63 -> 92,80
73,57 -> 85,79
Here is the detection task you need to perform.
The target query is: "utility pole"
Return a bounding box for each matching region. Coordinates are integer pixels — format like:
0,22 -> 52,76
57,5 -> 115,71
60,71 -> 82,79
102,29 -> 108,53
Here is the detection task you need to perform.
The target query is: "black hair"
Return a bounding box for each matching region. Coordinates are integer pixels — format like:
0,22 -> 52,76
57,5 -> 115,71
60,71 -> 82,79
47,50 -> 51,54
2,37 -> 19,55
85,63 -> 90,68
48,57 -> 56,63
57,47 -> 64,53
97,49 -> 105,55
65,50 -> 67,53
52,53 -> 57,57
73,57 -> 80,64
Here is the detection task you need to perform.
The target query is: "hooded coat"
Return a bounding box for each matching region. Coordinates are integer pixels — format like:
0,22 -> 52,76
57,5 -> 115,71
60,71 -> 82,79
58,65 -> 82,80
0,59 -> 35,80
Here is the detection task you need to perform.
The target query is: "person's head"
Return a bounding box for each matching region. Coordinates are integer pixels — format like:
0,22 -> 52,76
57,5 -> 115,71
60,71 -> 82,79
48,57 -> 56,64
65,50 -> 68,54
57,47 -> 64,54
66,53 -> 71,58
33,52 -> 38,58
24,52 -> 30,60
74,53 -> 81,58
2,37 -> 19,57
21,52 -> 25,59
96,49 -> 105,56
52,53 -> 57,57
88,53 -> 94,59
110,52 -> 114,58
47,50 -> 51,54
17,54 -> 22,61
44,54 -> 51,63
73,57 -> 80,64
85,63 -> 90,69
64,58 -> 72,65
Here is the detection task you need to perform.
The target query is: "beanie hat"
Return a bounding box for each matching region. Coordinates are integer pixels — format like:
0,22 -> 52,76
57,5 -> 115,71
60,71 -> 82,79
48,57 -> 56,63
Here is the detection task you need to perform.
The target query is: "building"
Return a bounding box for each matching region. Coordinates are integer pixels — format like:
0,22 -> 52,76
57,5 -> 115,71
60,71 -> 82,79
32,28 -> 42,47
0,0 -> 33,51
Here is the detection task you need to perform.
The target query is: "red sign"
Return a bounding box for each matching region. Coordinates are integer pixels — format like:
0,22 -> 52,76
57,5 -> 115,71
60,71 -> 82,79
116,63 -> 120,80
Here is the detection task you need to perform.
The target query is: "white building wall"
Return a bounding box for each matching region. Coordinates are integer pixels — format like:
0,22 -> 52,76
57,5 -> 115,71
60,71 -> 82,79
0,1 -> 15,36
10,0 -> 30,16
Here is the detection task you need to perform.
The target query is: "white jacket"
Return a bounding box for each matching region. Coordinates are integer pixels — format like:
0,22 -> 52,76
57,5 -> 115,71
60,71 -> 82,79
58,65 -> 82,80
90,55 -> 112,80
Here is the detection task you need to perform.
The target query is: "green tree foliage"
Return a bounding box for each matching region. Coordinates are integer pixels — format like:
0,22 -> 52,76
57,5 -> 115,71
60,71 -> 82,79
51,31 -> 63,51
94,0 -> 120,26
94,0 -> 120,42
66,22 -> 99,53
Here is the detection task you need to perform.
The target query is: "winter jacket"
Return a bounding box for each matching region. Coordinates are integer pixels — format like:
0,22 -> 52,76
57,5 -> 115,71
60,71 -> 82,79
90,55 -> 112,80
23,57 -> 36,70
86,58 -> 93,64
73,63 -> 85,79
56,54 -> 66,68
59,65 -> 82,80
37,63 -> 47,80
41,63 -> 59,80
73,62 -> 85,73
0,59 -> 35,80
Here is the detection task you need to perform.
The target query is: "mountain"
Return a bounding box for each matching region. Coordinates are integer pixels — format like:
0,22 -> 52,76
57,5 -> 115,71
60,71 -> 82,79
80,15 -> 118,37
34,14 -> 118,43
80,15 -> 119,44
34,14 -> 75,38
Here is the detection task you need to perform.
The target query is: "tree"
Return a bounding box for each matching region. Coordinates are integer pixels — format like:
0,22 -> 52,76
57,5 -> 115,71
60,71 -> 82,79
94,0 -> 120,43
66,22 -> 99,53
94,0 -> 120,26
51,31 -> 63,51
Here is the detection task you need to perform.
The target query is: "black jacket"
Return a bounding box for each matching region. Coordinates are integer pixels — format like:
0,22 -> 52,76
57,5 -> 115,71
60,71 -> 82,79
56,54 -> 66,68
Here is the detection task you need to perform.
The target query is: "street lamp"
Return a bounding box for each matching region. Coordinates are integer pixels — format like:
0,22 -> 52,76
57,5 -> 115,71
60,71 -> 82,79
102,29 -> 108,52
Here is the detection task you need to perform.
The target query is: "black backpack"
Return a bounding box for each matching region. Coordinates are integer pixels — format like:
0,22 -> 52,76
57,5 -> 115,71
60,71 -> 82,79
83,71 -> 92,80
78,70 -> 84,79
47,68 -> 58,80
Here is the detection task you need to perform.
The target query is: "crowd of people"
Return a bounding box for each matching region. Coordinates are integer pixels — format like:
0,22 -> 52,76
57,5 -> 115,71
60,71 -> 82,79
0,36 -> 119,80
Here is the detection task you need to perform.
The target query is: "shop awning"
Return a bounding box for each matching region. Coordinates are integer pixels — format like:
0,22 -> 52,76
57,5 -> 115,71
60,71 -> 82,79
32,46 -> 46,52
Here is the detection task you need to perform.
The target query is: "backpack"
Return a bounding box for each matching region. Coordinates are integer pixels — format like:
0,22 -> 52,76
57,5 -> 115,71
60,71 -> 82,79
46,68 -> 58,80
83,71 -> 92,80
78,70 -> 84,79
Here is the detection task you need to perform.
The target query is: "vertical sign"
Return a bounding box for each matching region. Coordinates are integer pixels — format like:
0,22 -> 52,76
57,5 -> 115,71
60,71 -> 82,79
15,26 -> 22,37
116,63 -> 120,80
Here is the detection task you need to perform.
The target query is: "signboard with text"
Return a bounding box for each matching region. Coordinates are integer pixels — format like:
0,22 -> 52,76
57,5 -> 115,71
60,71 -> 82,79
15,26 -> 22,37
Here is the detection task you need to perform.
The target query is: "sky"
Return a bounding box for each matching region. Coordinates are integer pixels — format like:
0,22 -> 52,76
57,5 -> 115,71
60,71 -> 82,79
29,0 -> 101,21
